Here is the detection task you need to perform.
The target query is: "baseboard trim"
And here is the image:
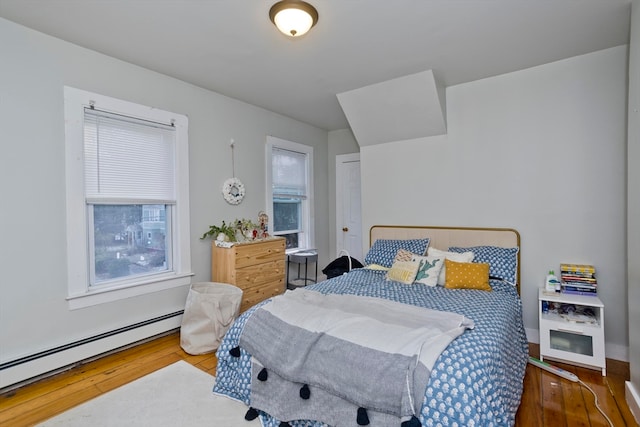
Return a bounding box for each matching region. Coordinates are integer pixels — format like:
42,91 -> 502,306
0,311 -> 183,390
626,381 -> 640,424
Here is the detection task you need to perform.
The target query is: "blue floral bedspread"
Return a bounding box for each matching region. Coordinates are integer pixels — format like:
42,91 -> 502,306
213,269 -> 529,427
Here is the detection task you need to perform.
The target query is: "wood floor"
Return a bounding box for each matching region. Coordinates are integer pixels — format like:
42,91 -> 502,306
0,332 -> 637,427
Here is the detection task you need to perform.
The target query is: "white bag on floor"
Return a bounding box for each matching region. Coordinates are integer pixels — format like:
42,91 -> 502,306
180,282 -> 243,355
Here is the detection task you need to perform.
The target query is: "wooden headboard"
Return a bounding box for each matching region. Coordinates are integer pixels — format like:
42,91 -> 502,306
370,225 -> 521,293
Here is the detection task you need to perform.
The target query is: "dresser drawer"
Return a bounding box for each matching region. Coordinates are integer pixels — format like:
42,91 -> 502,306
539,317 -> 605,369
233,260 -> 285,287
233,239 -> 286,268
240,279 -> 285,312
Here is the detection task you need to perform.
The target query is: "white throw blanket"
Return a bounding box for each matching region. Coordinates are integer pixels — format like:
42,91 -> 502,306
238,289 -> 474,426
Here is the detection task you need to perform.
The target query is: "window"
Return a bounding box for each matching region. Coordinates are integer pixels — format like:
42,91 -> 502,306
64,87 -> 191,309
266,136 -> 314,251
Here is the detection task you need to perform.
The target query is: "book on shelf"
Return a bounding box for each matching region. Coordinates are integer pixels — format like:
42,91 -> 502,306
561,289 -> 598,296
559,263 -> 598,295
561,279 -> 597,287
561,284 -> 598,295
560,263 -> 597,287
560,274 -> 597,282
560,263 -> 596,274
562,283 -> 596,291
561,270 -> 596,278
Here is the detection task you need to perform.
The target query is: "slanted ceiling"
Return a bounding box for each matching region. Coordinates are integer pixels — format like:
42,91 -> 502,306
337,70 -> 447,146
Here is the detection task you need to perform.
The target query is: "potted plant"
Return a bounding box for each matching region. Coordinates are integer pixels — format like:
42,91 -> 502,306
200,220 -> 237,242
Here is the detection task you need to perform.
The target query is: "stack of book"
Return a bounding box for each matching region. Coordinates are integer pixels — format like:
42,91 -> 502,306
560,263 -> 597,296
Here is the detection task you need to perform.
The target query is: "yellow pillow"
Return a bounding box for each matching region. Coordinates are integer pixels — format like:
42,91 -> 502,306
386,260 -> 420,285
444,259 -> 491,291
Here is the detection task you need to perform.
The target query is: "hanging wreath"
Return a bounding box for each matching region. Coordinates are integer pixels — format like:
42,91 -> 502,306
221,139 -> 245,205
222,177 -> 245,205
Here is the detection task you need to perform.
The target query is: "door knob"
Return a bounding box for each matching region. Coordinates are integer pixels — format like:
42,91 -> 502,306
342,227 -> 349,232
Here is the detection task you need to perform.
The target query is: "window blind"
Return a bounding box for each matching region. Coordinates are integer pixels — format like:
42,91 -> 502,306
272,147 -> 307,198
83,108 -> 176,203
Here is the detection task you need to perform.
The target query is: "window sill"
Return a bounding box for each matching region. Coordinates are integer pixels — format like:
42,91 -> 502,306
67,273 -> 193,310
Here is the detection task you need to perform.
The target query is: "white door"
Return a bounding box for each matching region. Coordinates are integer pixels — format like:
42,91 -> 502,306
336,153 -> 363,263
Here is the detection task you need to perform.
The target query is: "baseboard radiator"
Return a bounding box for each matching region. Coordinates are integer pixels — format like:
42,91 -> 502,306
0,311 -> 183,391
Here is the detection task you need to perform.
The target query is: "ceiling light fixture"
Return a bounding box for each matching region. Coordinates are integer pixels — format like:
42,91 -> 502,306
269,0 -> 318,37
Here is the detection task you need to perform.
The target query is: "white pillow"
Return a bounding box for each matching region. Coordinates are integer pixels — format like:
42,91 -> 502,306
412,254 -> 445,287
427,247 -> 475,286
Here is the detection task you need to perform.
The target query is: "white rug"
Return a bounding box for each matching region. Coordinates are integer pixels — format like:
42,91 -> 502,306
38,361 -> 259,426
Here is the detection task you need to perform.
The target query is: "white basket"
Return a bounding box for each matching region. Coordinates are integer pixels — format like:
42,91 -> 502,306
180,282 -> 243,355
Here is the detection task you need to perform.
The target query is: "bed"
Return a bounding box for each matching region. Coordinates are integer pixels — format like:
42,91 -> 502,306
213,225 -> 529,427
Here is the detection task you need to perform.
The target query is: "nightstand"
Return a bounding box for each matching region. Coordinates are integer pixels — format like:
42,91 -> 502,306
287,250 -> 318,289
538,288 -> 606,375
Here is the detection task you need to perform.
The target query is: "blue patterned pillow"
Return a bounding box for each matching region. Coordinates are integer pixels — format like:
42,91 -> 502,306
448,245 -> 519,284
364,238 -> 430,268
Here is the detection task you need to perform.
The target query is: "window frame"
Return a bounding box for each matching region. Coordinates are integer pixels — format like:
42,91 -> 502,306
64,87 -> 192,309
265,136 -> 314,253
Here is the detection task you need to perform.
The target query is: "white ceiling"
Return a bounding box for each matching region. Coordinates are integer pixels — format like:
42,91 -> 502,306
0,0 -> 631,131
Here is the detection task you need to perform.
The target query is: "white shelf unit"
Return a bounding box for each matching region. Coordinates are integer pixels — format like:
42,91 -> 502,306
538,288 -> 606,376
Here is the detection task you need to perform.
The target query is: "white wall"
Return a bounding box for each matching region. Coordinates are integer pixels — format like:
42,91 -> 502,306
0,17 -> 328,384
361,46 -> 629,360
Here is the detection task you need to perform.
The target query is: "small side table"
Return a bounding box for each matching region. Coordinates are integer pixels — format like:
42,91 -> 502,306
287,250 -> 318,289
538,288 -> 605,375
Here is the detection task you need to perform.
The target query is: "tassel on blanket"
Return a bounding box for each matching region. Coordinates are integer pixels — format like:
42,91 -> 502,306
229,346 -> 241,357
299,384 -> 310,399
357,407 -> 370,425
401,415 -> 422,427
258,368 -> 268,381
245,407 -> 259,421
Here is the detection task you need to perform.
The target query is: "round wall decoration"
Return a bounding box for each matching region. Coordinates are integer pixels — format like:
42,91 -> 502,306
222,177 -> 245,205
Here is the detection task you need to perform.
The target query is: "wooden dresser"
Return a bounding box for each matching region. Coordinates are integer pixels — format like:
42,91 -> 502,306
211,237 -> 286,313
